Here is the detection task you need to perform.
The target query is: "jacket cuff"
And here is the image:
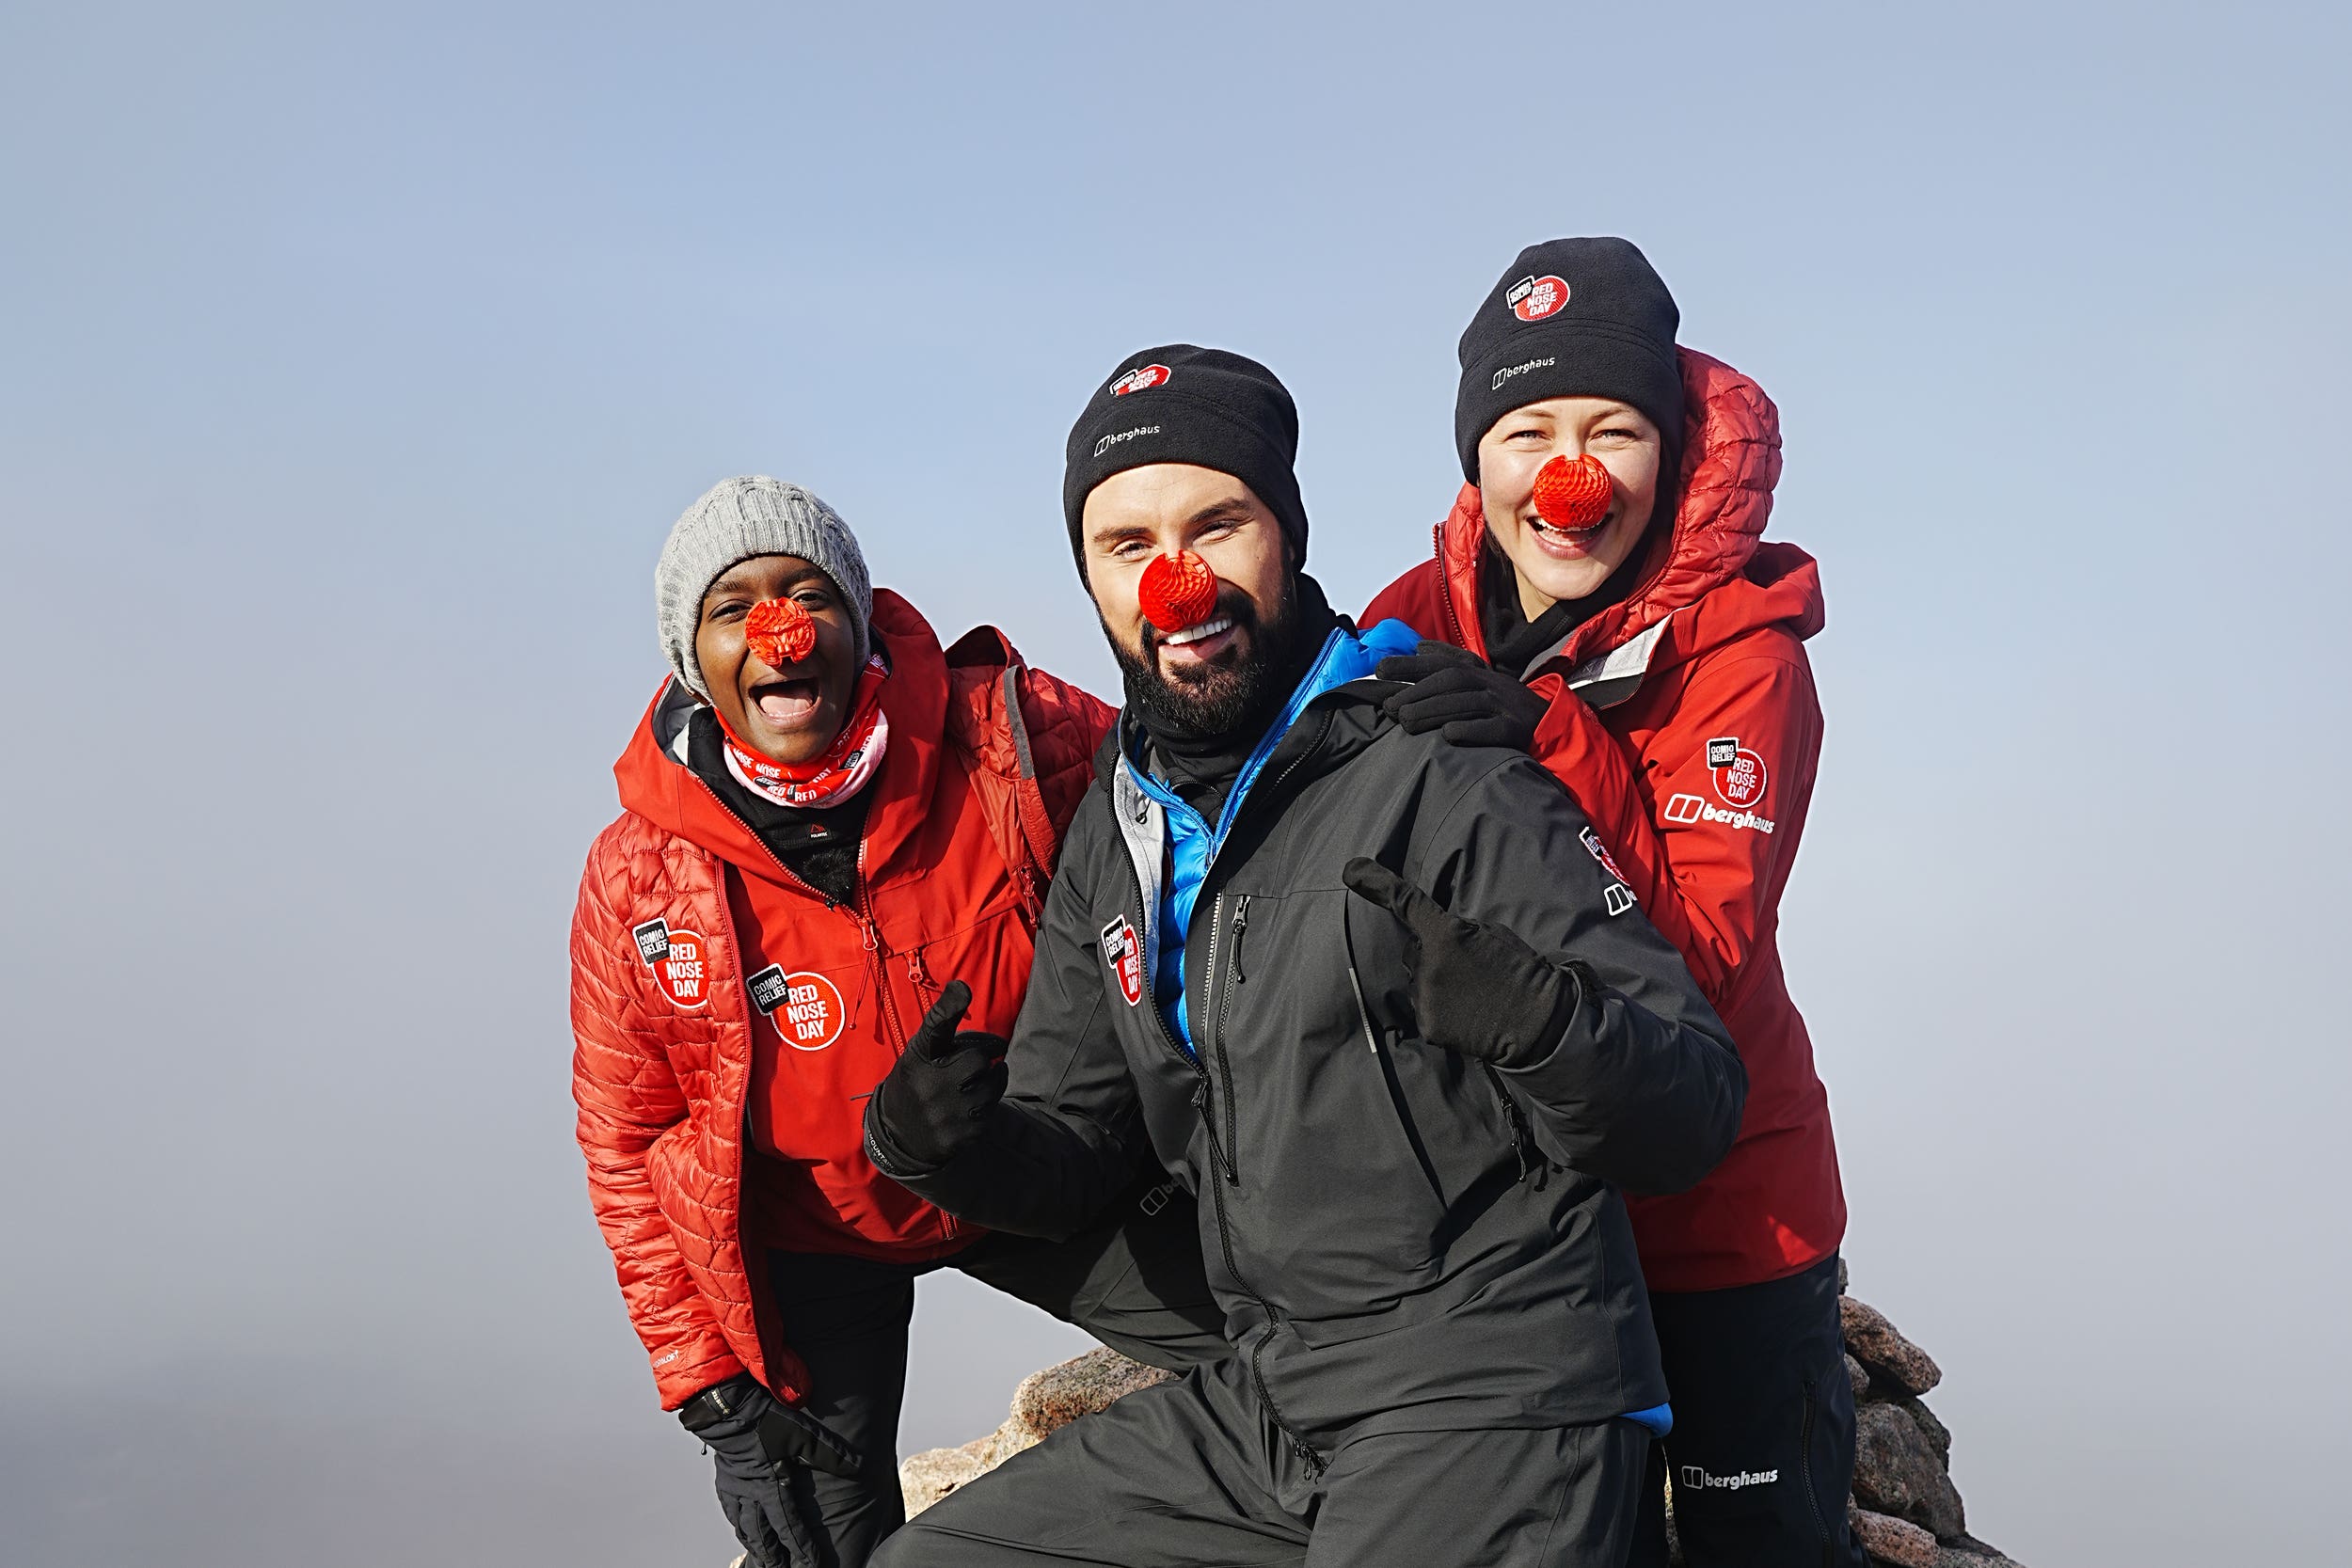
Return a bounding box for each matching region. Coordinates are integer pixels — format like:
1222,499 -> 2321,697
862,1094 -> 942,1181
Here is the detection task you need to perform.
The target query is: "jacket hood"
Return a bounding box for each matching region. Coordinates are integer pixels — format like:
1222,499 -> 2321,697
1440,348 -> 1824,702
612,588 -> 953,886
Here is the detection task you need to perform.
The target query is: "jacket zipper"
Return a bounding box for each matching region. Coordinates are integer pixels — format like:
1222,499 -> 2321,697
1480,1062 -> 1549,1190
1800,1377 -> 1831,1558
1434,522 -> 1470,649
692,775 -> 946,1227
1209,895 -> 1249,1179
1120,858 -> 1322,1478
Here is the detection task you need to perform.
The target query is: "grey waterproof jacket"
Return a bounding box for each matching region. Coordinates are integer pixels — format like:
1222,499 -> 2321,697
870,675 -> 1745,1463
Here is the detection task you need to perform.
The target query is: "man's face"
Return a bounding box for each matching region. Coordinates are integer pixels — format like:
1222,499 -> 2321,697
692,555 -> 861,766
1476,396 -> 1664,616
1081,463 -> 1294,735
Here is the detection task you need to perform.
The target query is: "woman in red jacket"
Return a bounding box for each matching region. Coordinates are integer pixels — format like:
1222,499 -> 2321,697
1364,240 -> 1858,1568
570,476 -> 1224,1568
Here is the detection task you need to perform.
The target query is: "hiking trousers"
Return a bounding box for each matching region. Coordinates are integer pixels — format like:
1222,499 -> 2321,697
1628,1252 -> 1864,1568
760,1176 -> 1228,1568
872,1351 -> 1650,1568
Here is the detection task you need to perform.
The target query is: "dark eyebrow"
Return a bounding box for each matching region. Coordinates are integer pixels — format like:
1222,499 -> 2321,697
1088,521 -> 1158,548
1185,496 -> 1256,526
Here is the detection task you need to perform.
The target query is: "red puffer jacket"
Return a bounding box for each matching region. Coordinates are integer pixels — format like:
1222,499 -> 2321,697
1362,348 -> 1845,1293
571,590 -> 1113,1408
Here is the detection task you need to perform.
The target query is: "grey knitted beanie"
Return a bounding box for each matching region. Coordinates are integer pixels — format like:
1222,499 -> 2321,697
655,476 -> 873,699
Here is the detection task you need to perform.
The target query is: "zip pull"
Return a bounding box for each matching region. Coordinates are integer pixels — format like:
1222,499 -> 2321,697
905,947 -> 936,1005
1230,895 -> 1250,984
860,915 -> 881,955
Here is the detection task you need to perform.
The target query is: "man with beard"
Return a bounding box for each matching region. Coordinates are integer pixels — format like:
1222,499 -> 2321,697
860,346 -> 1748,1566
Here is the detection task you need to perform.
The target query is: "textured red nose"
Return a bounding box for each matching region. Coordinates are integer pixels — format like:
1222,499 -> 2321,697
745,596 -> 818,668
1137,550 -> 1220,634
1532,453 -> 1614,531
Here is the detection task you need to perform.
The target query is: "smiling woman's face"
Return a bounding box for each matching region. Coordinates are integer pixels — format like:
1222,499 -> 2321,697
692,555 -> 860,766
1477,396 -> 1665,617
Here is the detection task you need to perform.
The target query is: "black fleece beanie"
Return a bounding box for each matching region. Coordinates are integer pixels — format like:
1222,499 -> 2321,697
1063,345 -> 1309,567
1453,237 -> 1685,483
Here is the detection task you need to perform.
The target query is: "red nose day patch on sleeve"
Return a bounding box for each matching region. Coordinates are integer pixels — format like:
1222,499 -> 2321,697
744,596 -> 818,668
1532,453 -> 1614,531
1137,550 -> 1220,634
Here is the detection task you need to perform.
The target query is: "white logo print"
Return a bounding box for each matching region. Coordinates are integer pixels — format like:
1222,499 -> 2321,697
1492,356 -> 1556,392
1680,1465 -> 1780,1492
1663,793 -> 1777,835
1093,424 -> 1160,458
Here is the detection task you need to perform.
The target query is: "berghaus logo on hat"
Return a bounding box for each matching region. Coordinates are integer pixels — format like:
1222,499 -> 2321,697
1506,274 -> 1570,322
1111,364 -> 1170,396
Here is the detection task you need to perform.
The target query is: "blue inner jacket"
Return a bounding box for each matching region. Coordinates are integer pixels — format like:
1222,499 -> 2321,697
1122,617 -> 1420,1050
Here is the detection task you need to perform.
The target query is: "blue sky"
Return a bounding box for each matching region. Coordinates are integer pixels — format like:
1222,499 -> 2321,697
3,4 -> 2346,1564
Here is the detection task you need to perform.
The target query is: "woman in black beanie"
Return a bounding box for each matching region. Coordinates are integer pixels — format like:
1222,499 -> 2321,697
1365,237 -> 1861,1568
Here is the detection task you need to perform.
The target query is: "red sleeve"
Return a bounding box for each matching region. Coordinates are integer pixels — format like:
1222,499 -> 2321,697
1014,665 -> 1116,840
1529,650 -> 1820,1006
569,831 -> 745,1407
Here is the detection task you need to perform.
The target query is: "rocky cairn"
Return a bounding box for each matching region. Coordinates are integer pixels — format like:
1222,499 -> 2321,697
899,1266 -> 2026,1568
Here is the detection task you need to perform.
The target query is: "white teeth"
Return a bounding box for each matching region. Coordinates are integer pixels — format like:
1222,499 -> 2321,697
1162,615 -> 1233,647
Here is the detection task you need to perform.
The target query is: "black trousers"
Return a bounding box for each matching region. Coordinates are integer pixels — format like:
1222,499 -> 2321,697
1628,1252 -> 1865,1568
762,1178 -> 1229,1568
873,1350 -> 1651,1568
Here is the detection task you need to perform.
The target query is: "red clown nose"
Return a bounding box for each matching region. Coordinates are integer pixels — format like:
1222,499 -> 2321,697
1532,453 -> 1614,531
744,596 -> 818,668
1137,550 -> 1220,634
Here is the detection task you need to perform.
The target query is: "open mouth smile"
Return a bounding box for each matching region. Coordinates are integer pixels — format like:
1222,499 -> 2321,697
1157,614 -> 1237,664
750,676 -> 822,728
1525,512 -> 1614,556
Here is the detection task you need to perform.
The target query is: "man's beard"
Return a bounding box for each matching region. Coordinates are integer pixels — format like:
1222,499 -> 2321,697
1108,578 -> 1297,740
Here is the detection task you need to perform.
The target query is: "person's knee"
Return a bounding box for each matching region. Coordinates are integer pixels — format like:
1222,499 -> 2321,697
867,1520 -> 950,1568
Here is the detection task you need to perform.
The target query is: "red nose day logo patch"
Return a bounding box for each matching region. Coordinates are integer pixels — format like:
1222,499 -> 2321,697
1101,917 -> 1145,1007
1111,364 -> 1170,396
1507,274 -> 1570,322
748,965 -> 848,1051
631,918 -> 709,1009
1707,736 -> 1769,809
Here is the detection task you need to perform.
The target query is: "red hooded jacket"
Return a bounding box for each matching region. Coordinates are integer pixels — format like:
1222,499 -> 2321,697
1362,349 -> 1845,1292
570,591 -> 1113,1407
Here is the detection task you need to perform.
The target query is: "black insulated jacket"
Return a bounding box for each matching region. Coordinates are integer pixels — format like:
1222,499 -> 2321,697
870,678 -> 1744,1454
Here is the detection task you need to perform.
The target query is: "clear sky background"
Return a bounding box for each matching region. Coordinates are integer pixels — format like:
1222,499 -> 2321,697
3,4 -> 2345,1565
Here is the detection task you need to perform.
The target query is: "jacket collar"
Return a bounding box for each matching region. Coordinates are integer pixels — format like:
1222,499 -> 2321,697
1105,619 -> 1419,974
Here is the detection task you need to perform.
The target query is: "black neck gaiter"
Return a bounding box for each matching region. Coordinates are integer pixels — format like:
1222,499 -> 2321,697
1134,572 -> 1339,820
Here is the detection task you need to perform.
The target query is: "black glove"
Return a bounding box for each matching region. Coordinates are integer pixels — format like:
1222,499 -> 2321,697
678,1373 -> 862,1568
1375,639 -> 1550,751
1342,858 -> 1587,1069
867,980 -> 1008,1173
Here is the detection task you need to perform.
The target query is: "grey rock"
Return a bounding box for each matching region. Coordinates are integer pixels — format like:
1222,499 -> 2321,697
1841,1295 -> 1944,1396
1850,1504 -> 1940,1567
1894,1392 -> 1952,1466
898,1349 -> 1174,1516
1847,1352 -> 1872,1402
1852,1402 -> 1965,1539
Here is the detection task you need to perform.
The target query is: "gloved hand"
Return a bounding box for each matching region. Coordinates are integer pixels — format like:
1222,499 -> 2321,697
677,1372 -> 862,1568
1342,858 -> 1588,1069
1375,639 -> 1550,751
868,980 -> 1008,1172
